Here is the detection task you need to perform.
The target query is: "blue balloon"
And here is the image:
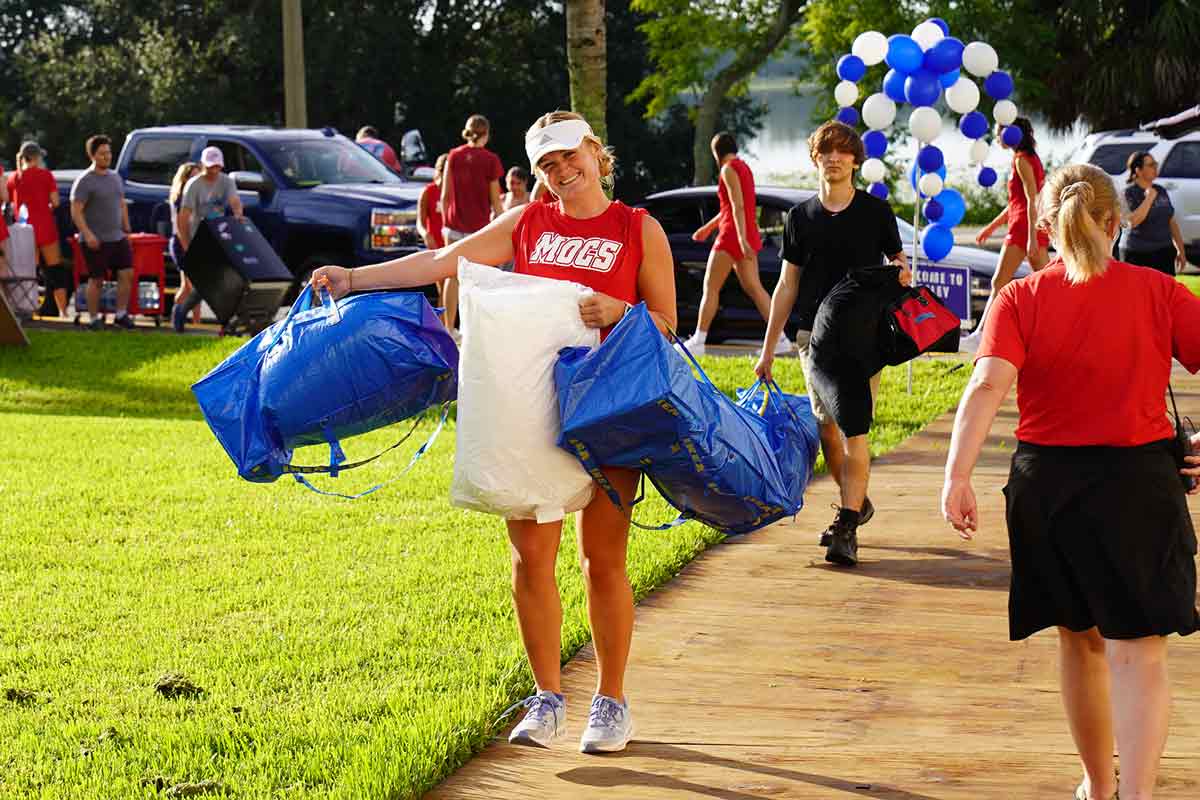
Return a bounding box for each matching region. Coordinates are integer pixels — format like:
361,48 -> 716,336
882,69 -> 908,103
939,68 -> 960,89
904,69 -> 941,107
869,182 -> 889,200
1001,124 -> 1024,148
923,224 -> 955,261
885,34 -> 923,74
837,53 -> 867,82
910,161 -> 947,194
978,166 -> 998,187
959,111 -> 989,139
917,145 -> 944,173
934,187 -> 966,227
927,17 -> 950,36
923,198 -> 944,222
984,69 -> 1014,100
835,106 -> 859,126
924,37 -> 964,74
863,129 -> 888,159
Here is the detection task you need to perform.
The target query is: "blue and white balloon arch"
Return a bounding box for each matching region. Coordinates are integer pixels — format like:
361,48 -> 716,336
831,19 -> 1022,262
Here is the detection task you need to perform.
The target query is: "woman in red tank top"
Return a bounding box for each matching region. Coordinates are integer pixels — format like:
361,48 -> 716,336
679,132 -> 781,356
312,111 -> 676,753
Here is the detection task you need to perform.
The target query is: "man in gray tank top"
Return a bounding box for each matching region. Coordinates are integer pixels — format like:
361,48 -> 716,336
70,134 -> 134,330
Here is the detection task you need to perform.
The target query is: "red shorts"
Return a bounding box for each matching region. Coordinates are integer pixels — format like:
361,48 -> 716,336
1005,221 -> 1050,251
713,233 -> 762,262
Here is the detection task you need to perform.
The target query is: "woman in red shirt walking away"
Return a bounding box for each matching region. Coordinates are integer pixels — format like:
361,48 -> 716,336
942,164 -> 1200,800
439,115 -> 505,334
7,142 -> 67,318
679,132 -> 788,356
962,117 -> 1050,351
312,111 -> 676,755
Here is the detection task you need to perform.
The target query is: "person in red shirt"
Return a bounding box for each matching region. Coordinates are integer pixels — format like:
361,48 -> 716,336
680,132 -> 788,356
439,114 -> 504,332
0,166 -> 9,275
417,154 -> 446,251
8,142 -> 67,317
312,110 -> 675,755
942,163 -> 1200,800
354,126 -> 401,172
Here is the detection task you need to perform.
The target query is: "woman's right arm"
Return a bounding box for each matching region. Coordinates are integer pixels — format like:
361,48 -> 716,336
312,207 -> 522,299
1126,186 -> 1157,228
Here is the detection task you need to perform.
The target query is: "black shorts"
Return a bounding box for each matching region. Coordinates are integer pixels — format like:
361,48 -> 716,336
1120,245 -> 1177,276
82,238 -> 133,280
41,264 -> 72,292
1005,439 -> 1200,641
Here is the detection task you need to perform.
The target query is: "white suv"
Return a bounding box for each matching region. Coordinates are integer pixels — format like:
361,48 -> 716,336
1069,129 -> 1200,264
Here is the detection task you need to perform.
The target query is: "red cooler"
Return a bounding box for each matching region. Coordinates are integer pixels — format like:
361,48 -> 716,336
71,233 -> 167,322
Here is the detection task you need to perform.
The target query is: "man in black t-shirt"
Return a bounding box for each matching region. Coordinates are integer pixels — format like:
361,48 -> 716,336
755,121 -> 908,567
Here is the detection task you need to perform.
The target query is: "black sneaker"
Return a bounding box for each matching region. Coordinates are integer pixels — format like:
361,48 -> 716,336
859,496 -> 874,527
825,523 -> 858,567
113,313 -> 135,330
87,316 -> 105,331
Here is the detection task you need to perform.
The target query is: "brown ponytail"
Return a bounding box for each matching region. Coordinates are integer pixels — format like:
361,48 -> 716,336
1038,164 -> 1119,283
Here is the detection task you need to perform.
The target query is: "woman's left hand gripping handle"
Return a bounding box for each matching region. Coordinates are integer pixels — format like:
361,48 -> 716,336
310,266 -> 352,302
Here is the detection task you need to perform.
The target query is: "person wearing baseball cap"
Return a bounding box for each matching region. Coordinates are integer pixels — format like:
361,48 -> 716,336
9,141 -> 68,317
172,146 -> 245,331
311,110 -> 677,754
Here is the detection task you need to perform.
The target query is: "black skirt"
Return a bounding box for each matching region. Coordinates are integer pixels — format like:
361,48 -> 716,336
1005,439 -> 1200,641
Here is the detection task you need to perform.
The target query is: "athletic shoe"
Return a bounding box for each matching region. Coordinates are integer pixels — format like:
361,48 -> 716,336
959,331 -> 981,354
87,316 -> 105,331
172,303 -> 187,334
819,499 -> 872,545
579,694 -> 634,754
113,313 -> 135,330
504,690 -> 566,748
774,334 -> 794,355
675,332 -> 706,357
824,517 -> 859,567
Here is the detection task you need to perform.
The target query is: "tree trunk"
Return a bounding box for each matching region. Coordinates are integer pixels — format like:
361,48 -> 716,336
566,0 -> 607,143
692,0 -> 802,185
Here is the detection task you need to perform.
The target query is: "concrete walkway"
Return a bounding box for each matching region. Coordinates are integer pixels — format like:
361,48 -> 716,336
429,373 -> 1200,798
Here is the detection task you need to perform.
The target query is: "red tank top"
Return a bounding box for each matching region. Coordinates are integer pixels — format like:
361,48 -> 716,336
1006,152 -> 1046,227
716,157 -> 762,247
512,200 -> 646,307
420,181 -> 443,245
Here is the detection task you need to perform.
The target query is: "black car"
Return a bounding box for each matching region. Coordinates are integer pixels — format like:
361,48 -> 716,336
637,185 -> 1018,343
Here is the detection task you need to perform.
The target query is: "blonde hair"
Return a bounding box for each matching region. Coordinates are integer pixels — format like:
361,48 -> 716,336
526,110 -> 616,189
433,153 -> 448,182
169,161 -> 200,205
462,114 -> 490,143
1038,164 -> 1119,284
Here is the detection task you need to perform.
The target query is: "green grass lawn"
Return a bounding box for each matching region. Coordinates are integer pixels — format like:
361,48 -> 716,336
0,330 -> 969,799
1177,273 -> 1200,296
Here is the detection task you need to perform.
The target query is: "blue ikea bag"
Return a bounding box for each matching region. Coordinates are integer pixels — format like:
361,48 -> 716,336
193,285 -> 457,493
554,303 -> 797,534
735,379 -> 821,515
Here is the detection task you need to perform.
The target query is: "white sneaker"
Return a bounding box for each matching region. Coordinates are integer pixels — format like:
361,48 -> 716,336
504,690 -> 566,748
773,333 -> 793,355
579,694 -> 634,754
675,332 -> 706,357
959,331 -> 981,354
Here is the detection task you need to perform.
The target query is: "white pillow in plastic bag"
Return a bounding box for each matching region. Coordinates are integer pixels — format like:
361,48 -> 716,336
451,258 -> 600,522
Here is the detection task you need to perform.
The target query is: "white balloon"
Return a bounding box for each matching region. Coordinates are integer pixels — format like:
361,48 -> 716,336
861,158 -> 886,184
861,93 -> 897,130
911,21 -> 945,51
852,30 -> 888,66
969,139 -> 990,164
993,99 -> 1018,126
909,106 -> 942,143
834,80 -> 859,108
944,77 -> 980,115
962,41 -> 998,77
918,173 -> 944,198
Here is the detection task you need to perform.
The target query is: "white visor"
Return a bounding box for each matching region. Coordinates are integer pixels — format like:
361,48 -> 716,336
526,119 -> 594,169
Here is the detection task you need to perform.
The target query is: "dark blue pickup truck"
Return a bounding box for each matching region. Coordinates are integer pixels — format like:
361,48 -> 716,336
54,125 -> 427,282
